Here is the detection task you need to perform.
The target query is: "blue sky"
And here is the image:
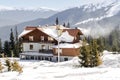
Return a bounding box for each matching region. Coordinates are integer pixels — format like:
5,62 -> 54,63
0,0 -> 113,10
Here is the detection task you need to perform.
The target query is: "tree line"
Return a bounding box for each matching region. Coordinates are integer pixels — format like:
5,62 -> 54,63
0,26 -> 20,57
86,28 -> 120,53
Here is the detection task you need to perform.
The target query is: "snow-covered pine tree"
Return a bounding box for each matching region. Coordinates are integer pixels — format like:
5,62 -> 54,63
79,38 -> 91,67
90,39 -> 102,67
10,28 -> 15,57
79,38 -> 102,67
96,37 -> 105,53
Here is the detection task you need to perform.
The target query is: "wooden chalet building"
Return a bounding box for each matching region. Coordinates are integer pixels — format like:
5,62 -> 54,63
19,25 -> 83,62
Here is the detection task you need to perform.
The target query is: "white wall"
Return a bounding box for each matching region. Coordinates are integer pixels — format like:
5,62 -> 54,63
22,43 -> 54,52
23,43 -> 40,52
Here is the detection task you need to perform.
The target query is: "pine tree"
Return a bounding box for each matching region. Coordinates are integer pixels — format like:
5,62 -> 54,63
18,38 -> 22,53
14,26 -> 19,57
56,17 -> 59,25
10,28 -> 15,57
4,41 -> 11,57
90,39 -> 102,66
5,59 -> 12,71
96,37 -> 104,52
79,38 -> 102,67
0,61 -> 4,73
79,38 -> 91,67
0,38 -> 2,53
63,22 -> 66,27
67,22 -> 70,28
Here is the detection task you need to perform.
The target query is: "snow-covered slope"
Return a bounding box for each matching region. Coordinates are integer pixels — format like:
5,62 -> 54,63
74,1 -> 120,37
0,0 -> 120,40
75,1 -> 120,25
0,51 -> 120,80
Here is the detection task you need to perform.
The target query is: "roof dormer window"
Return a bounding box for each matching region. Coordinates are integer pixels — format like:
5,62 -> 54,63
48,37 -> 53,41
41,36 -> 44,41
29,36 -> 33,41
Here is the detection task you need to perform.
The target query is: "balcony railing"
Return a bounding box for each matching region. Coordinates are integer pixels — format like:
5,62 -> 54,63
21,39 -> 55,43
22,50 -> 53,54
39,49 -> 53,54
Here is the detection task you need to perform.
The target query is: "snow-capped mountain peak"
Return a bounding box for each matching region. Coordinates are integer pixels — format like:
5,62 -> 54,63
107,2 -> 120,17
75,1 -> 120,26
0,5 -> 57,12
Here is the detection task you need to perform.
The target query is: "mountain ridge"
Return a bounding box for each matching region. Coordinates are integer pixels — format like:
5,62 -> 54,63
0,0 -> 120,41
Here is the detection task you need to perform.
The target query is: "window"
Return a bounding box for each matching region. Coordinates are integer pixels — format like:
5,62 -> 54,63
41,36 -> 44,41
48,37 -> 53,41
29,36 -> 33,41
56,57 -> 58,61
41,45 -> 45,50
55,49 -> 58,54
49,57 -> 52,61
59,49 -> 62,53
30,45 -> 33,50
48,45 -> 52,50
64,58 -> 68,61
55,48 -> 62,54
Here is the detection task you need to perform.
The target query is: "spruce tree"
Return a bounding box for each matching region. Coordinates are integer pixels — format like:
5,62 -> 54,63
67,22 -> 70,28
79,38 -> 102,67
10,28 -> 15,57
0,38 -> 2,53
63,22 -> 66,27
79,38 -> 91,67
90,39 -> 102,67
96,37 -> 104,52
4,41 -> 11,57
14,26 -> 19,57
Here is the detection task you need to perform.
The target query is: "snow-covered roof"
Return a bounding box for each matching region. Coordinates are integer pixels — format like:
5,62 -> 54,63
39,27 -> 74,42
18,30 -> 33,38
38,27 -> 58,40
52,41 -> 83,48
59,31 -> 74,42
18,25 -> 81,42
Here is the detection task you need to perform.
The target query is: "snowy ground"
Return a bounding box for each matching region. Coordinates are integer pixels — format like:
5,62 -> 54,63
0,50 -> 120,80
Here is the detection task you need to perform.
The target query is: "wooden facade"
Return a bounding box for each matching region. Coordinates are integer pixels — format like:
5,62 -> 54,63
20,28 -> 57,43
53,48 -> 80,56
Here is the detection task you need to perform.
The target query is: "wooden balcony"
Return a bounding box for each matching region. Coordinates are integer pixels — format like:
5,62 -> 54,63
21,39 -> 55,43
39,49 -> 53,54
